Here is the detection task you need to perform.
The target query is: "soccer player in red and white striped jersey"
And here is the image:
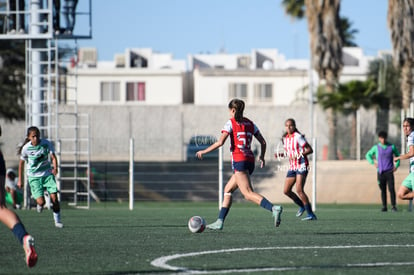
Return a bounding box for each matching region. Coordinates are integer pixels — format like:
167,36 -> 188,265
280,118 -> 316,221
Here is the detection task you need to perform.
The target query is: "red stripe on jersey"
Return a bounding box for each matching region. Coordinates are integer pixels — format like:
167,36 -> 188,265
228,117 -> 256,162
283,132 -> 309,171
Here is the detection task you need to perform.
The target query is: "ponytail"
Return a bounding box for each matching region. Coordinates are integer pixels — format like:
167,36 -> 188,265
228,98 -> 245,123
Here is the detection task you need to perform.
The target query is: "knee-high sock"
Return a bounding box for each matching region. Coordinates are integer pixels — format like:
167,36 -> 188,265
12,222 -> 27,245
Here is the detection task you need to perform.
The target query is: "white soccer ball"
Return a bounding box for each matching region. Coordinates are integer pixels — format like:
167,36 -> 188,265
188,216 -> 206,233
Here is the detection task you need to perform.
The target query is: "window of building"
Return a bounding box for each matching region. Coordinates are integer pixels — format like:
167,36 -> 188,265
126,82 -> 146,101
100,82 -> 120,102
229,83 -> 248,100
254,83 -> 273,103
237,56 -> 251,69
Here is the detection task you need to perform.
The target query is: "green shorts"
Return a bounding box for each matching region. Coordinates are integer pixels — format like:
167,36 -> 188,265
402,173 -> 414,191
28,174 -> 58,199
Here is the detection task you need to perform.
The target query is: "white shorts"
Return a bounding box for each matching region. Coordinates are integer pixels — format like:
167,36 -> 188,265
5,178 -> 17,190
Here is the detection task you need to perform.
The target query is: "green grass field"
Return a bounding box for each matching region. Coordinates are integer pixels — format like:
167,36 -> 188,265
1,202 -> 414,274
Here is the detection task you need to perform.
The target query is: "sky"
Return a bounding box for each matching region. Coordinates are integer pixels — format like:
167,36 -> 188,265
76,0 -> 391,61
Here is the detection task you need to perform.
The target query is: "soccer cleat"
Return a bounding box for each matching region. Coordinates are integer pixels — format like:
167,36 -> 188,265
391,207 -> 397,212
302,214 -> 317,221
53,212 -> 63,228
55,222 -> 64,228
272,205 -> 283,227
206,219 -> 223,230
36,205 -> 43,213
23,235 -> 37,268
296,207 -> 305,217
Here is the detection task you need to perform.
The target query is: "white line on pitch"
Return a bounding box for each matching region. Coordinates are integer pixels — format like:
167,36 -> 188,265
150,245 -> 414,273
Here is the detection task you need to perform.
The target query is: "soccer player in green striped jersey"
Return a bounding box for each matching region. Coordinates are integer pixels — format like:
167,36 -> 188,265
18,126 -> 63,228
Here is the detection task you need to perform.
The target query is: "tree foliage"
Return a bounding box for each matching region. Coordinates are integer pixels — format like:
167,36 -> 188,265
387,0 -> 414,110
317,79 -> 377,159
281,0 -> 359,47
340,17 -> 358,47
0,40 -> 25,121
366,54 -> 401,109
281,0 -> 305,19
305,0 -> 343,80
317,80 -> 377,113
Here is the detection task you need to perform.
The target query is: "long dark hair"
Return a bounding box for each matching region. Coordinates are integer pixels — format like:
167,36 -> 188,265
404,117 -> 414,128
17,126 -> 40,155
228,98 -> 245,123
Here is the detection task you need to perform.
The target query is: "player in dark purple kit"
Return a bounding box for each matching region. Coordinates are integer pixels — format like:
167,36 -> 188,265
366,131 -> 400,212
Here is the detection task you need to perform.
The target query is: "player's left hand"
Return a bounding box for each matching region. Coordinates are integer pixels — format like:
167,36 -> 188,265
259,157 -> 265,168
196,151 -> 203,159
52,167 -> 58,175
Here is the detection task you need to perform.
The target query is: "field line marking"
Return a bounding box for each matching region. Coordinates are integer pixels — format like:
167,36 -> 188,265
151,244 -> 414,273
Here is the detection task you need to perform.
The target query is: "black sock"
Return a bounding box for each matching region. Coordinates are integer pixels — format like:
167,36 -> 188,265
12,223 -> 27,245
218,207 -> 229,221
305,204 -> 314,215
293,197 -> 304,208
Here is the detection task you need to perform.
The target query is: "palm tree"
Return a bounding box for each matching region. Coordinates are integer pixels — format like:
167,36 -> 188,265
304,0 -> 343,159
339,17 -> 358,47
281,0 -> 358,47
366,54 -> 401,134
282,0 -> 354,159
387,0 -> 414,111
281,0 -> 305,19
317,80 -> 377,159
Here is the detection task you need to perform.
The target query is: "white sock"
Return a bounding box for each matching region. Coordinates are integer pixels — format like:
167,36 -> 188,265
53,212 -> 61,223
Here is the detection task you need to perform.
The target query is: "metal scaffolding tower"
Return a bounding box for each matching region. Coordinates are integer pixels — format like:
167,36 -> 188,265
1,0 -> 92,208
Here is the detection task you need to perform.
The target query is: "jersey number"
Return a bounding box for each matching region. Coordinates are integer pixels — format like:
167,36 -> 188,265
236,131 -> 253,149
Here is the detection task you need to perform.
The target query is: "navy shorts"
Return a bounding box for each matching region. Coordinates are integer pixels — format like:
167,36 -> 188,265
232,161 -> 255,175
286,169 -> 309,178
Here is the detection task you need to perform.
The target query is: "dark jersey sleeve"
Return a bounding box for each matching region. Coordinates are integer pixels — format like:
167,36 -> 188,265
0,150 -> 5,177
0,150 -> 5,206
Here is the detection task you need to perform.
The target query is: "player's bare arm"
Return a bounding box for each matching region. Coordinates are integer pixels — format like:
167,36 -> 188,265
395,145 -> 414,162
17,159 -> 25,189
196,132 -> 228,159
50,153 -> 58,175
254,132 -> 266,168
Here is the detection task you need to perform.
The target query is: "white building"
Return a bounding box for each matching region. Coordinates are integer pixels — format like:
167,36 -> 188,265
69,47 -> 376,107
68,48 -> 186,105
189,47 -> 374,106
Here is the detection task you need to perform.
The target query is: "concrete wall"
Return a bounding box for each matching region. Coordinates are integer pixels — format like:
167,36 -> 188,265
0,107 -> 408,205
0,104 -> 382,165
256,160 -> 410,207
